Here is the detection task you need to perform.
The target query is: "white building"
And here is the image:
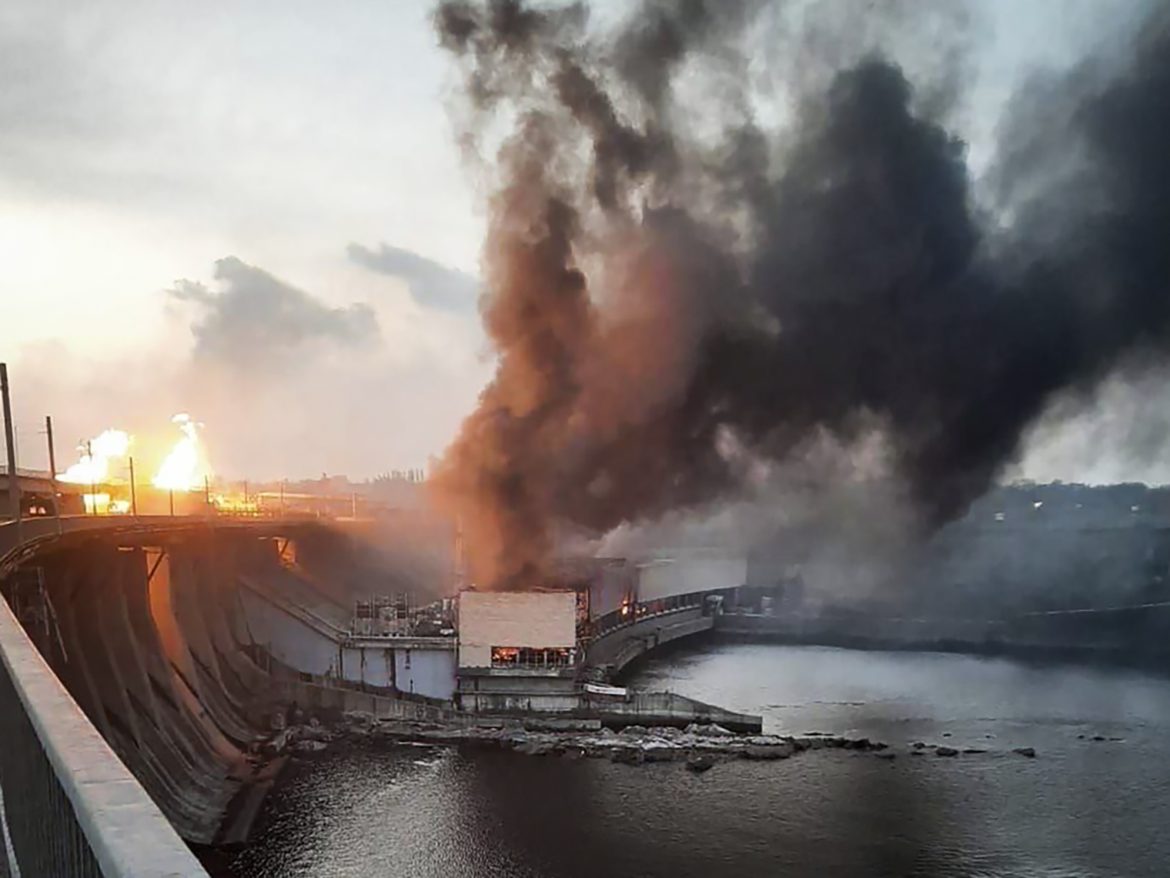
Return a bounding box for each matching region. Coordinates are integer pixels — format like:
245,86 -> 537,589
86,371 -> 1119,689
456,590 -> 581,712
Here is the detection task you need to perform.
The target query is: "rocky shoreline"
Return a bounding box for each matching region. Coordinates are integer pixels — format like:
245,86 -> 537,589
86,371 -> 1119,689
263,711 -> 1046,771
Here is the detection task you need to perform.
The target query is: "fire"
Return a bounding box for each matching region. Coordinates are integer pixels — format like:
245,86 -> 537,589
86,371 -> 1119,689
58,429 -> 130,484
54,413 -> 216,513
152,413 -> 209,492
80,494 -> 130,515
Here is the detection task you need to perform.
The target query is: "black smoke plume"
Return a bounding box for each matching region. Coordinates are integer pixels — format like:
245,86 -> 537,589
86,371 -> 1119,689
430,0 -> 1170,589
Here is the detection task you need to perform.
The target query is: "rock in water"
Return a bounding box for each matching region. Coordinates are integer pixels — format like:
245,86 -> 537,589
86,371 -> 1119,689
686,754 -> 717,773
643,745 -> 677,763
687,723 -> 734,737
1013,747 -> 1037,758
517,741 -> 557,757
935,746 -> 959,757
612,748 -> 644,765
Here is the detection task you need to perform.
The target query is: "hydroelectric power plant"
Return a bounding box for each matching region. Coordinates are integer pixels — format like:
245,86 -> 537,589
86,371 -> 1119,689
0,387 -> 756,876
6,447 -> 1170,875
7,0 -> 1170,872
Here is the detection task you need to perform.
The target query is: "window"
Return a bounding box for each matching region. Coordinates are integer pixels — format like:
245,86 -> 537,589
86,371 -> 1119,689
491,646 -> 574,668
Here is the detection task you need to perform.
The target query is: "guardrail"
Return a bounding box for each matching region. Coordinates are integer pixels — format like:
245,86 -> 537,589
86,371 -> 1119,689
585,606 -> 714,675
0,587 -> 208,877
588,590 -> 707,641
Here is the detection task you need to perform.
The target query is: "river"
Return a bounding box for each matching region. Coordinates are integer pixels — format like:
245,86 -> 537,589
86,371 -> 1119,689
217,642 -> 1170,877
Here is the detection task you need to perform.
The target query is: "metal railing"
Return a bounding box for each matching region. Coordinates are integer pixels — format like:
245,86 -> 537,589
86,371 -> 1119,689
0,593 -> 207,877
589,590 -> 707,640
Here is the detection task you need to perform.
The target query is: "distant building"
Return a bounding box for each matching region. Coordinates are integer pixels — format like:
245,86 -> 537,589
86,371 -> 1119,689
0,468 -> 87,516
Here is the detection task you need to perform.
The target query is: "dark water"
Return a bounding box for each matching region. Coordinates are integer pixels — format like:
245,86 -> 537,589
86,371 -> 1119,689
222,644 -> 1170,877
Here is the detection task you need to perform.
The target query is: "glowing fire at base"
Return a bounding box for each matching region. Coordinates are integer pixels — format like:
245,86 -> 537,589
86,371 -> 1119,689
152,413 -> 210,491
55,414 -> 214,514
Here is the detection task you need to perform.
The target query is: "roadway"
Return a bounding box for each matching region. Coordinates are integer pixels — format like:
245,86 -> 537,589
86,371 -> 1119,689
0,514 -> 325,579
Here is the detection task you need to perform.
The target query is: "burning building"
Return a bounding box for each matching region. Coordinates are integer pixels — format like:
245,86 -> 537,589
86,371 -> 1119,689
456,589 -> 580,712
453,552 -> 745,712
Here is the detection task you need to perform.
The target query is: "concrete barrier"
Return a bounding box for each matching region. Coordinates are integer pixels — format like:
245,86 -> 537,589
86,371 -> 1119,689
0,589 -> 207,877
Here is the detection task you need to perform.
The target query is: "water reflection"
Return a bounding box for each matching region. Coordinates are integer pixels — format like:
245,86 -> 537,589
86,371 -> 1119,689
221,644 -> 1170,878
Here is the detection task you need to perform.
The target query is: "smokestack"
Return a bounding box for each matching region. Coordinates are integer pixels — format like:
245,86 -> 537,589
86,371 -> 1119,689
431,1 -> 1170,589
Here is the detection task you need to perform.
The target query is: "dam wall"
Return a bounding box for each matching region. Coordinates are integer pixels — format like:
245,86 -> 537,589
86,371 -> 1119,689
0,578 -> 207,877
0,520 -> 455,848
18,536 -> 284,845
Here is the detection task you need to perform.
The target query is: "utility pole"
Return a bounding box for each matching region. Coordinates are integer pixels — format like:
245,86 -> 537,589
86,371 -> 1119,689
1,364 -> 21,538
45,415 -> 61,533
204,474 -> 210,510
169,488 -> 174,517
128,456 -> 138,518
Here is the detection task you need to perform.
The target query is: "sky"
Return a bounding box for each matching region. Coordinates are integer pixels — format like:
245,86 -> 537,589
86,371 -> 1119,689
0,0 -> 1162,484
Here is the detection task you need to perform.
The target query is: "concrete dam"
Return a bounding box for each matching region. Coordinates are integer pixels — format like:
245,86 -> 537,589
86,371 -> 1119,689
3,519 -> 438,846
5,480 -> 1170,875
0,513 -> 750,875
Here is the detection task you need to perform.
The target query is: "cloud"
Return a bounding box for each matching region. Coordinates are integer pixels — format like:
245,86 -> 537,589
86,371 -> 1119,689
11,249 -> 488,482
168,256 -> 379,370
347,242 -> 478,311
